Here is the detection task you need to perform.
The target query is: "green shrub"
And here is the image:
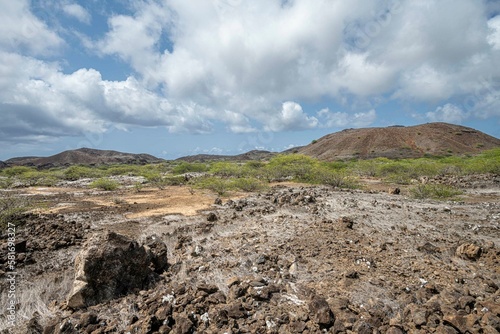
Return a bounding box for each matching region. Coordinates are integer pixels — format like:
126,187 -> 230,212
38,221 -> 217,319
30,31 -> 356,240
210,162 -> 245,177
264,154 -> 318,181
194,177 -> 234,196
163,175 -> 186,186
172,162 -> 209,175
245,161 -> 266,169
142,172 -> 167,189
306,166 -> 358,188
104,165 -> 143,176
0,177 -> 13,189
231,177 -> 268,192
63,166 -> 104,180
409,184 -> 462,200
1,166 -> 35,177
89,178 -> 119,191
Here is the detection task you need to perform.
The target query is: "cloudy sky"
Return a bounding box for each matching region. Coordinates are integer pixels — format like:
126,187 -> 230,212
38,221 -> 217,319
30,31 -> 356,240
1,0 -> 499,160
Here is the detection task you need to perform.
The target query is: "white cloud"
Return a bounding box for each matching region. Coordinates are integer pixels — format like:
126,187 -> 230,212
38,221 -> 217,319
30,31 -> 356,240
0,51 -> 216,142
221,110 -> 256,133
426,104 -> 469,124
97,2 -> 170,87
62,3 -> 91,24
318,108 -> 377,128
265,102 -> 318,132
2,0 -> 500,148
0,0 -> 63,55
487,15 -> 500,50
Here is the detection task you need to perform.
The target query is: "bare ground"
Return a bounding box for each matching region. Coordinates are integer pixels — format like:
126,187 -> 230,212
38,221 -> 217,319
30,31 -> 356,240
1,176 -> 499,333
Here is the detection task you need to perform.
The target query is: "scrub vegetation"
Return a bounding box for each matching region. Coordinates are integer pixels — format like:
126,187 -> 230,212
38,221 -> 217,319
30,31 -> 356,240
1,148 -> 499,200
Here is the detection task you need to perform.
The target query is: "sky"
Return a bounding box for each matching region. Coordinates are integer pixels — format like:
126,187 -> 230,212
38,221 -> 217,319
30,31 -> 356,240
1,0 -> 500,160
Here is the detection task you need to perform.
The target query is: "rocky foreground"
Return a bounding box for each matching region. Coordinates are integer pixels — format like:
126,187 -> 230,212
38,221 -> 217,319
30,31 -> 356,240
1,181 -> 500,333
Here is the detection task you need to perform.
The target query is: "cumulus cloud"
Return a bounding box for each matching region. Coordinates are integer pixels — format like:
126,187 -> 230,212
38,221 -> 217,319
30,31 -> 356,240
0,0 -> 63,55
1,0 -> 500,147
0,51 -> 215,143
318,108 -> 377,128
426,104 -> 469,124
265,102 -> 318,132
487,15 -> 500,50
62,3 -> 91,24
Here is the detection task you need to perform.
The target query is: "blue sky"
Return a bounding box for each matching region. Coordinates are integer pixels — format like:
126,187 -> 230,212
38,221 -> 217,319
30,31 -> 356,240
1,0 -> 500,160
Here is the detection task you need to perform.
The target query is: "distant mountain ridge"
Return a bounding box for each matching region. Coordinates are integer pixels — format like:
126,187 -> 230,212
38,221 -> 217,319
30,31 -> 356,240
297,122 -> 500,160
3,148 -> 164,169
2,123 -> 499,169
176,150 -> 276,162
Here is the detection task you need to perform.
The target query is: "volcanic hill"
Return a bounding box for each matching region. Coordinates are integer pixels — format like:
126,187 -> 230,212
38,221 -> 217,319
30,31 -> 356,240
298,122 -> 500,160
4,148 -> 164,169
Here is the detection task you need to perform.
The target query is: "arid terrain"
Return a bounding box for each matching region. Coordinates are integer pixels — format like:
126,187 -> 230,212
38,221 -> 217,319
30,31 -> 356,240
298,123 -> 500,160
1,173 -> 499,333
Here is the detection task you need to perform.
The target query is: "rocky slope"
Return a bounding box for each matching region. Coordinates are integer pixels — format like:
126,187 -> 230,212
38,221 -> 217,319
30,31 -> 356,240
298,123 -> 500,160
4,148 -> 164,169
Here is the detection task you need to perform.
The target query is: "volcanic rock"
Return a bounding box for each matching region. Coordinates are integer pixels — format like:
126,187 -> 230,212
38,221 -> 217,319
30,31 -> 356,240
455,243 -> 482,260
309,296 -> 335,328
67,231 -> 162,308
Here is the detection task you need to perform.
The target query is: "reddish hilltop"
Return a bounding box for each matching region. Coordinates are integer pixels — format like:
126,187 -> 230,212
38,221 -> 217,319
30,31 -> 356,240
298,123 -> 500,160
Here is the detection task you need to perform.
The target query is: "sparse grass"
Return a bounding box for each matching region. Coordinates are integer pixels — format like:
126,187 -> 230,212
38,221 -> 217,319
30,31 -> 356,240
89,178 -> 119,191
231,177 -> 268,192
0,272 -> 74,331
0,193 -> 32,230
409,184 -> 463,200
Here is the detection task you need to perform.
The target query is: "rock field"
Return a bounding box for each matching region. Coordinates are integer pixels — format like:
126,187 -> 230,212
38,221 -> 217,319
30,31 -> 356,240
1,179 -> 499,333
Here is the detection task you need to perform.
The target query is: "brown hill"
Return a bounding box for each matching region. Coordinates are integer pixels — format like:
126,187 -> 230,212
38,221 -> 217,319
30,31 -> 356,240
176,150 -> 276,162
298,123 -> 500,160
5,148 -> 164,169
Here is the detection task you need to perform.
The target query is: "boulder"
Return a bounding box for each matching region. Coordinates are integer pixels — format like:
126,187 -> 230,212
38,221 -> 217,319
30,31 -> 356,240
455,243 -> 482,260
309,296 -> 335,329
143,234 -> 169,273
67,231 -> 166,308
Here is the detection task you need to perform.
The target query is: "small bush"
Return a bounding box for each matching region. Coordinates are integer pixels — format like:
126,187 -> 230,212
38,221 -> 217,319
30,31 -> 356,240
172,162 -> 209,175
63,166 -> 104,181
307,166 -> 358,189
0,166 -> 35,177
89,178 -> 119,191
0,194 -> 32,230
104,165 -> 142,176
0,177 -> 14,189
410,184 -> 463,200
210,162 -> 245,178
232,177 -> 268,192
265,154 -> 318,181
142,172 -> 182,189
163,175 -> 186,186
194,177 -> 233,196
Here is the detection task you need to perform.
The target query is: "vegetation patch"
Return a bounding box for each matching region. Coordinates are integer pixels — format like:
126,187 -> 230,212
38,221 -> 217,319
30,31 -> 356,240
193,177 -> 234,196
0,193 -> 32,230
409,184 -> 463,200
89,178 -> 120,191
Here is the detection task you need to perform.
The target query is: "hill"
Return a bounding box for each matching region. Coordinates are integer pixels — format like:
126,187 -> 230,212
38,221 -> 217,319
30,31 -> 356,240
298,122 -> 500,160
4,148 -> 164,169
176,150 -> 276,162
